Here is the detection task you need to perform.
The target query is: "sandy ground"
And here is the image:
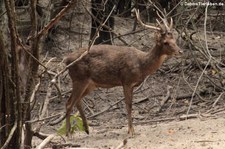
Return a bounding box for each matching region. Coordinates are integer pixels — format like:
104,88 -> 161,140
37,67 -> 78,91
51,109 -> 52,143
62,117 -> 225,149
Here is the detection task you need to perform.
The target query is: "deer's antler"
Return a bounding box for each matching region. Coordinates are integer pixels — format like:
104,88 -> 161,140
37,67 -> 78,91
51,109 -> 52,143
156,11 -> 170,31
135,9 -> 173,32
134,9 -> 161,31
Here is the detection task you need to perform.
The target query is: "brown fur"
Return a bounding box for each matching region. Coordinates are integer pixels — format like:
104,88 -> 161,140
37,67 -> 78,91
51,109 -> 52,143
64,31 -> 182,136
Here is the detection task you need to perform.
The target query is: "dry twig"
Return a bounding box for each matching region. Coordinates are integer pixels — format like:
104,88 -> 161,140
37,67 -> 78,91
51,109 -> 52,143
27,0 -> 77,42
187,4 -> 211,115
36,134 -> 56,149
114,139 -> 128,149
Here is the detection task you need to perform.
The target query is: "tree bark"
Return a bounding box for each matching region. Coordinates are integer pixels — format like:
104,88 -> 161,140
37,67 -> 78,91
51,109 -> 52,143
90,0 -> 114,45
0,0 -> 22,148
0,12 -> 9,149
23,0 -> 39,148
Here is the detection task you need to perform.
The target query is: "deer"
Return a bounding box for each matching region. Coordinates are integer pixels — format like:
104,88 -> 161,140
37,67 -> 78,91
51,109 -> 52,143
64,9 -> 182,136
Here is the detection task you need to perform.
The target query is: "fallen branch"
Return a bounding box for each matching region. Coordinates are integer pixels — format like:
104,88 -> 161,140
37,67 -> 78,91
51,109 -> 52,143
49,89 -> 72,100
114,139 -> 127,149
210,108 -> 225,115
179,113 -> 199,120
36,134 -> 56,149
134,117 -> 176,125
88,98 -> 123,119
156,86 -> 172,112
212,92 -> 224,108
25,113 -> 63,124
49,113 -> 66,126
33,131 -> 50,140
52,143 -> 80,149
133,97 -> 149,104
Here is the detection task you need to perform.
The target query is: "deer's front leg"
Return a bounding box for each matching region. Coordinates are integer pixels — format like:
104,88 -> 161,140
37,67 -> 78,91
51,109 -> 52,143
123,85 -> 134,136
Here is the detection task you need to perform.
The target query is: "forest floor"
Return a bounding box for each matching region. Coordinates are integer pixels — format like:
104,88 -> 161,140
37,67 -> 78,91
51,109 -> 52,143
67,117 -> 225,149
31,3 -> 225,149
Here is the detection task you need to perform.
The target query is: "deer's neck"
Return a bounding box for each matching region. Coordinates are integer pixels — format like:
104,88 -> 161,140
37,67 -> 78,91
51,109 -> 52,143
141,44 -> 167,77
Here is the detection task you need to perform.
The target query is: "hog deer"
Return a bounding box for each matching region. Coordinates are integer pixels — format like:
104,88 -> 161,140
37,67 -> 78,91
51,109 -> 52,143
64,9 -> 182,136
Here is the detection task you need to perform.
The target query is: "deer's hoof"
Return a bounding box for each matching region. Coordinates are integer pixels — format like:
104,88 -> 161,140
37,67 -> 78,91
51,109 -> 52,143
128,126 -> 135,137
85,129 -> 89,134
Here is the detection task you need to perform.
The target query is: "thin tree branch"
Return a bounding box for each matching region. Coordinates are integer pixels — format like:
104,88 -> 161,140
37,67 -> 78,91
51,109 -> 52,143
187,4 -> 211,115
1,121 -> 17,149
26,0 -> 77,42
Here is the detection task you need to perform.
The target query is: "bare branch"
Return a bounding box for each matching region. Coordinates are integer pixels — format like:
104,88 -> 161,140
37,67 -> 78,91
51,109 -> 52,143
36,134 -> 56,149
26,0 -> 77,42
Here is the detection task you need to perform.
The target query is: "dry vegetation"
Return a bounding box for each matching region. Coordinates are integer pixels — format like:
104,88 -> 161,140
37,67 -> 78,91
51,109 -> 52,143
14,0 -> 225,148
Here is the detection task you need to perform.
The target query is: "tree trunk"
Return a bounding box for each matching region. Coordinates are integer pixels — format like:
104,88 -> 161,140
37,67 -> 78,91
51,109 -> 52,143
90,0 -> 114,45
23,0 -> 40,148
0,7 -> 9,147
0,0 -> 22,148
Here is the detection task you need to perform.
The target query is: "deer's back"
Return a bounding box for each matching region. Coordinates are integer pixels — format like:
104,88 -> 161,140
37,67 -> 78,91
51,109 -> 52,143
65,45 -> 146,87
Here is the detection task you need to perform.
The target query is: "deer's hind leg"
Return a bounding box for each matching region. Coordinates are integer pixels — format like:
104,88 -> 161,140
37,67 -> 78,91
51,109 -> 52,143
66,80 -> 91,135
76,84 -> 95,134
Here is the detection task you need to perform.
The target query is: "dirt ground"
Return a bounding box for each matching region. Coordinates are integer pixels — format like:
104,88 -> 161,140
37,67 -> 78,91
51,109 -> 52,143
70,117 -> 225,149
34,107 -> 225,149
31,2 -> 225,149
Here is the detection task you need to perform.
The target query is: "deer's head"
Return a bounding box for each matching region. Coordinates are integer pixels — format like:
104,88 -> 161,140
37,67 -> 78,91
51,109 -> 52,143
135,9 -> 182,56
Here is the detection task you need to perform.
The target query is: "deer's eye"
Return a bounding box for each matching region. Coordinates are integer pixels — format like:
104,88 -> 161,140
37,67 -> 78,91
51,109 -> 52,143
167,32 -> 172,36
164,42 -> 169,45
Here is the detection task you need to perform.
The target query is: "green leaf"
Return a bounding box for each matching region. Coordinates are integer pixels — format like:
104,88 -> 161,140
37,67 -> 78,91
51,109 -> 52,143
57,112 -> 87,135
